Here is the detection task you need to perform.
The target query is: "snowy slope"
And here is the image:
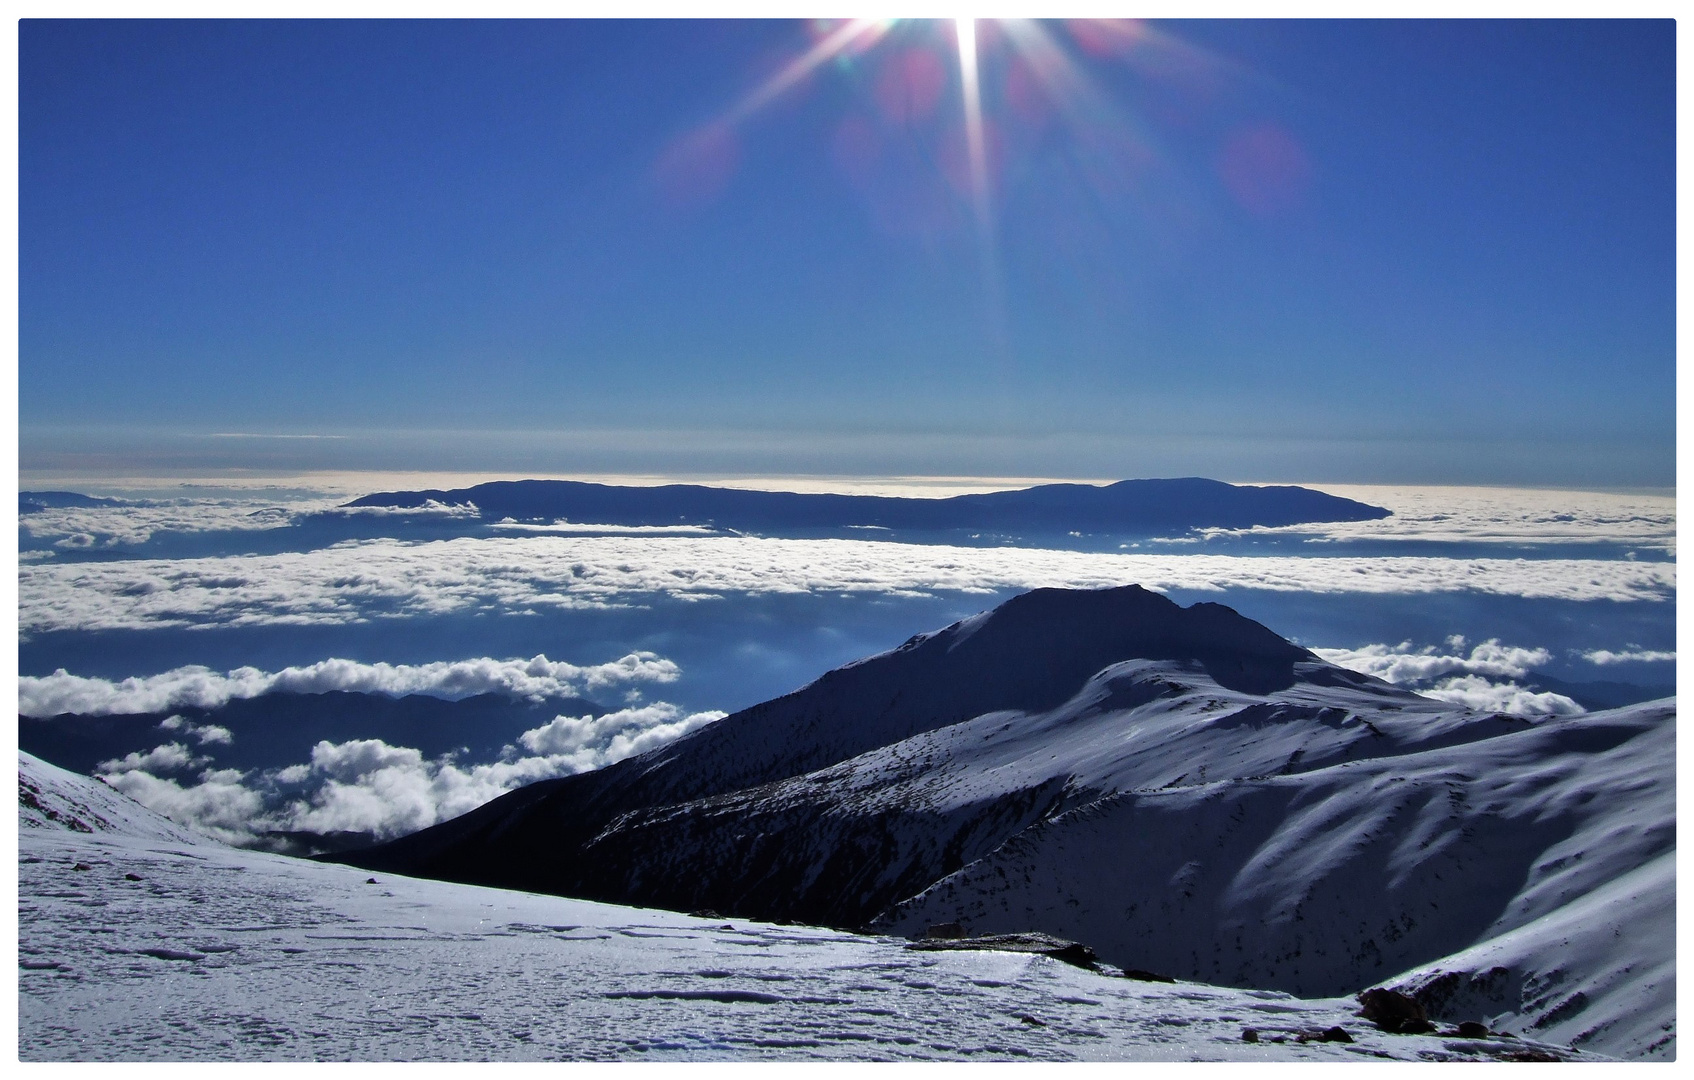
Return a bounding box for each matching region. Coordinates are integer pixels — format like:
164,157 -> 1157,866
877,702 -> 1674,1058
334,587 -> 1675,1059
22,750 -> 1591,1062
20,749 -> 206,844
1387,851 -> 1674,1058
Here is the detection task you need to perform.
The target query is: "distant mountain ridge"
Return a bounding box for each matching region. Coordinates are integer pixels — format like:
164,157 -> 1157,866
344,477 -> 1390,535
332,585 -> 1674,1057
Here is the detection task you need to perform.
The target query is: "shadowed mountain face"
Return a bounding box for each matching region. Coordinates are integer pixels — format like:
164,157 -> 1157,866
329,586 -> 1327,911
344,477 -> 1390,535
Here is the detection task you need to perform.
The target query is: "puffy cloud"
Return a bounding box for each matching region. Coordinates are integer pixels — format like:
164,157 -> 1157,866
1582,648 -> 1676,666
94,702 -> 726,845
18,535 -> 1675,635
515,703 -> 727,771
18,652 -> 679,717
1312,639 -> 1551,684
97,766 -> 269,847
309,738 -> 425,782
96,742 -> 208,775
158,715 -> 234,745
1416,676 -> 1583,717
1201,484 -> 1676,551
1314,638 -> 1585,717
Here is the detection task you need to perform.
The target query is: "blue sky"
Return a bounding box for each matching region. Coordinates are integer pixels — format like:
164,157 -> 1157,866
19,19 -> 1675,486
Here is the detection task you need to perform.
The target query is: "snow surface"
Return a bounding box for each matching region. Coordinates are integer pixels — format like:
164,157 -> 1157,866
18,751 -> 1594,1062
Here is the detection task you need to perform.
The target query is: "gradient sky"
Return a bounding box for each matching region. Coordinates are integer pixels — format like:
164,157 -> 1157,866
18,19 -> 1676,486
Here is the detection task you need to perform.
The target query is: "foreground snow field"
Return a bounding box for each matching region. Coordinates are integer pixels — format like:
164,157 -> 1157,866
19,752 -> 1594,1062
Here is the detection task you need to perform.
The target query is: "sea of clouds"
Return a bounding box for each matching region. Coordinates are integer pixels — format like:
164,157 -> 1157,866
19,495 -> 479,549
18,653 -> 679,717
19,535 -> 1674,635
1205,484 -> 1676,550
19,479 -> 1675,850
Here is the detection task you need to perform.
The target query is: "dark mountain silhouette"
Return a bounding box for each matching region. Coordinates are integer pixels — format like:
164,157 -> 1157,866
328,586 -> 1361,920
344,477 -> 1390,535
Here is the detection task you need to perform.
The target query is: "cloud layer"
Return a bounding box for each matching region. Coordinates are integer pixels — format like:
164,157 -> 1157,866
1582,648 -> 1676,666
19,494 -> 481,549
95,701 -> 725,845
20,498 -> 337,548
1312,637 -> 1550,684
19,535 -> 1675,635
19,653 -> 679,717
1205,484 -> 1676,551
1314,637 -> 1582,716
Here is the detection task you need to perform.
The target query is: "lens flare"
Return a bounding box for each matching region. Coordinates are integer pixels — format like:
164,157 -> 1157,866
657,18 -> 1256,293
955,17 -> 991,237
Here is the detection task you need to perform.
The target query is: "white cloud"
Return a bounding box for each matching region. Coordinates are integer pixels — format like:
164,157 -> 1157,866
1312,639 -> 1551,684
1416,675 -> 1584,717
487,521 -> 718,535
18,535 -> 1675,635
324,500 -> 480,518
1313,638 -> 1585,717
93,702 -> 725,845
98,766 -> 269,847
158,715 -> 234,745
1582,648 -> 1676,666
21,497 -> 343,547
514,703 -> 727,771
18,652 -> 678,718
95,742 -> 208,775
1201,484 -> 1676,551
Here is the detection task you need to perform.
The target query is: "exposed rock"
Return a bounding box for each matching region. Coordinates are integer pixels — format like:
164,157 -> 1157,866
1120,967 -> 1176,983
908,931 -> 1098,969
1358,987 -> 1432,1034
925,922 -> 965,940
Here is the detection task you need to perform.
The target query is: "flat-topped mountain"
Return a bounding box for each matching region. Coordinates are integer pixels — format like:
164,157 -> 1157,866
344,477 -> 1390,535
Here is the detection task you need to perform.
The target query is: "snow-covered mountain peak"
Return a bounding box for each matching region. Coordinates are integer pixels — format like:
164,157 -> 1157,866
877,584 -> 1317,698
